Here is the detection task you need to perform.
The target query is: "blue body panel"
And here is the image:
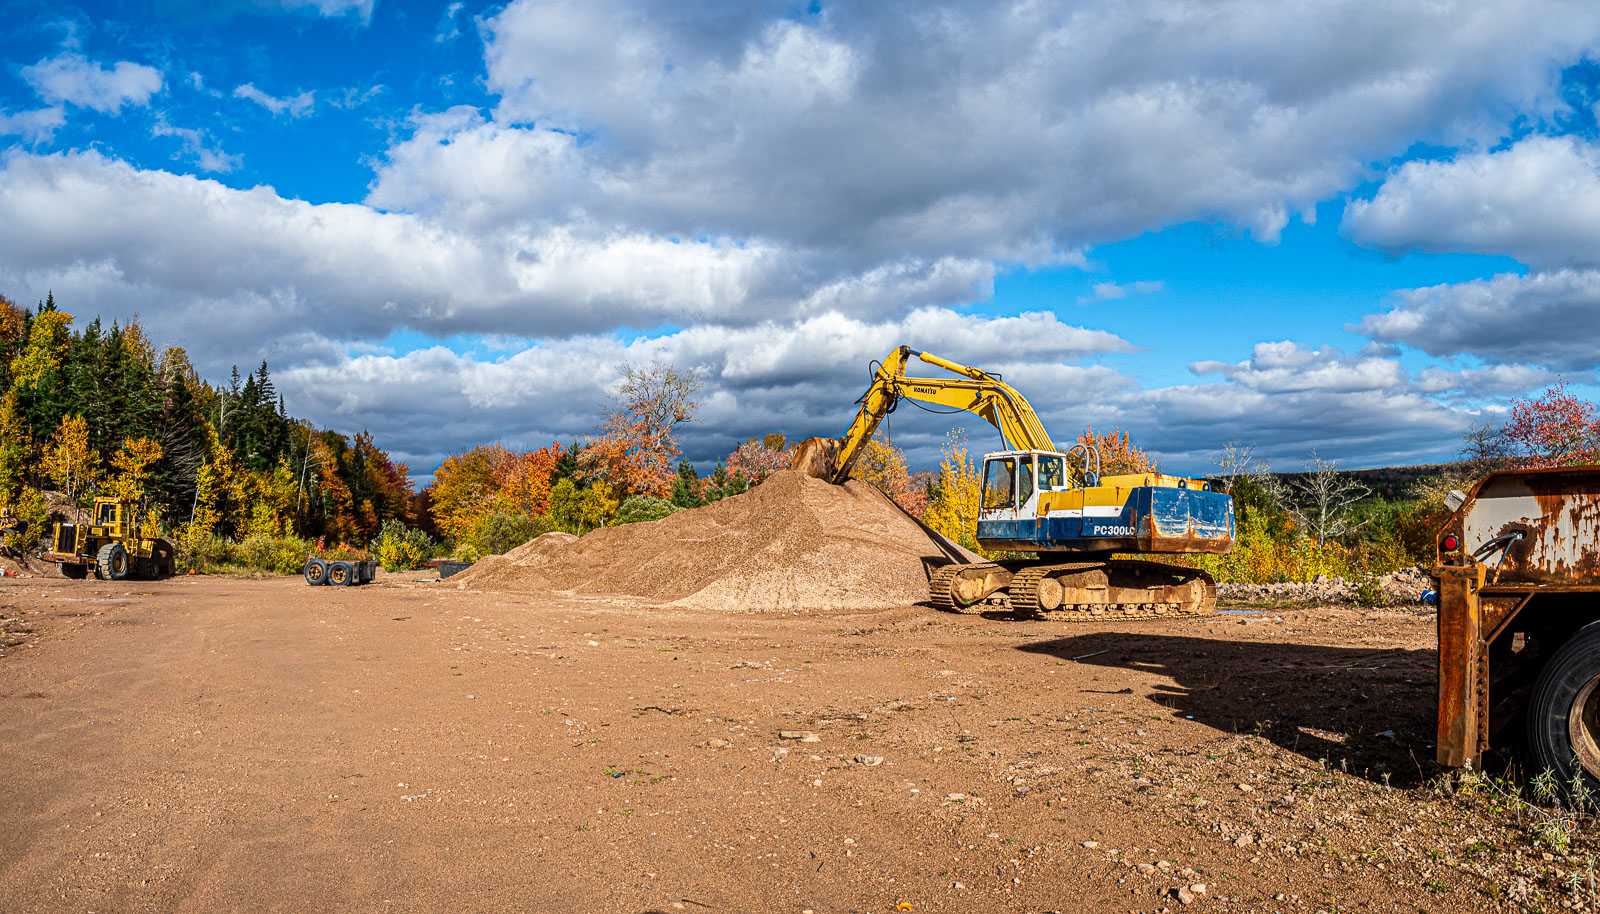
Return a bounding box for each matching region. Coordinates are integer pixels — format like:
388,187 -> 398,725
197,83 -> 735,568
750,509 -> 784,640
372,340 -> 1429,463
976,486 -> 1235,553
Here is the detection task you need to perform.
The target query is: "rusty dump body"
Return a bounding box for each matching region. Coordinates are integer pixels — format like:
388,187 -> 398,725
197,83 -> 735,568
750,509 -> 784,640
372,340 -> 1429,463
1433,466 -> 1600,769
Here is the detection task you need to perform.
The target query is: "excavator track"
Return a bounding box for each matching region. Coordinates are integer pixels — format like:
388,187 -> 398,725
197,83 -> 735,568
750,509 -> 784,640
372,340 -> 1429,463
929,562 -> 1004,614
930,559 -> 1217,621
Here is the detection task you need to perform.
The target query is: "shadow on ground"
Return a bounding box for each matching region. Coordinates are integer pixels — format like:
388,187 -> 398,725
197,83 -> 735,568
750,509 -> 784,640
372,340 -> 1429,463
1019,631 -> 1443,788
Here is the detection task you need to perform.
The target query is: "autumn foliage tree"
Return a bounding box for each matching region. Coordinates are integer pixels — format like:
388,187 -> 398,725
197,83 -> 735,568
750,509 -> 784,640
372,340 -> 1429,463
1504,381 -> 1600,468
724,434 -> 792,486
1078,425 -> 1157,476
42,414 -> 100,511
853,431 -> 926,516
923,430 -> 987,555
581,362 -> 701,497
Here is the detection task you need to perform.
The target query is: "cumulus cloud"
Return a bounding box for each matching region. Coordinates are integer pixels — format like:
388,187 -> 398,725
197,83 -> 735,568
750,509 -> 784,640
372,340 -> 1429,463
233,83 -> 315,117
0,151 -> 1015,356
1190,341 -> 1408,394
1344,135 -> 1600,269
1359,269 -> 1600,371
277,309 -> 1135,474
0,107 -> 67,143
21,52 -> 163,114
7,0 -> 1597,473
359,0 -> 1600,266
282,328 -> 1500,479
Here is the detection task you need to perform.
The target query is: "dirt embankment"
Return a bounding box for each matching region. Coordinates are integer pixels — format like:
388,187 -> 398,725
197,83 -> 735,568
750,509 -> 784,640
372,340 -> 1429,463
452,470 -> 976,612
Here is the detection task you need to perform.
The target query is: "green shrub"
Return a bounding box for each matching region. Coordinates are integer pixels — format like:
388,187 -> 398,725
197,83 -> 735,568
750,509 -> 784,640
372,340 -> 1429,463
176,535 -> 230,571
233,534 -> 315,575
469,512 -> 553,558
613,496 -> 680,526
371,519 -> 436,571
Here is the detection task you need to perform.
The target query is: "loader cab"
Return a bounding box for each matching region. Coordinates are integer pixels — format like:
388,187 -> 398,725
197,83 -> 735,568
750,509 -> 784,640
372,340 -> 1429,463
88,498 -> 136,537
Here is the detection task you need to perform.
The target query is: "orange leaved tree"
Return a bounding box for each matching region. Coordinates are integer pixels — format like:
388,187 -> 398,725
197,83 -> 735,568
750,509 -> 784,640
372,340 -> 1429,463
1078,425 -> 1156,476
582,362 -> 701,497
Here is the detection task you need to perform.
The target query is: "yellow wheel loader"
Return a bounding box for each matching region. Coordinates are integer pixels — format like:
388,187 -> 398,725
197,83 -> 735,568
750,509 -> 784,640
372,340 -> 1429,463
794,346 -> 1235,619
43,497 -> 175,581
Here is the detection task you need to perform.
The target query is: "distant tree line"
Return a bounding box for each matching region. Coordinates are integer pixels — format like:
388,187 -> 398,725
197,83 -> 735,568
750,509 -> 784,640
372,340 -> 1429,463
0,292 -> 413,556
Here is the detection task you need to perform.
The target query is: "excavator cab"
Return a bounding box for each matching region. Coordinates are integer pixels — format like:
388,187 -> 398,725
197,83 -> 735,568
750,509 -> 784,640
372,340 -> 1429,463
981,450 -> 1064,523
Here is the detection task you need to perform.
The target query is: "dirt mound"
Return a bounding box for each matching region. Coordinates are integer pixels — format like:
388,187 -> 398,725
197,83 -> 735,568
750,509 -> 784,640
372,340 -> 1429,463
450,470 -> 976,611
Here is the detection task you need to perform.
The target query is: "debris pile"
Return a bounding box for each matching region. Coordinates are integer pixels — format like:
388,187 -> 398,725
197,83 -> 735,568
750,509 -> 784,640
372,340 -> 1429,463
450,470 -> 975,612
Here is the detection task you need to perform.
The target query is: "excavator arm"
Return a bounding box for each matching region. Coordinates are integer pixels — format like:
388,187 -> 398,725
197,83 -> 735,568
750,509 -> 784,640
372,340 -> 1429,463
823,346 -> 1058,484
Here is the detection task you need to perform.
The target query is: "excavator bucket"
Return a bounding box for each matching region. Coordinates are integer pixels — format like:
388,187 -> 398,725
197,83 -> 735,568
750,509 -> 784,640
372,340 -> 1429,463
790,437 -> 840,481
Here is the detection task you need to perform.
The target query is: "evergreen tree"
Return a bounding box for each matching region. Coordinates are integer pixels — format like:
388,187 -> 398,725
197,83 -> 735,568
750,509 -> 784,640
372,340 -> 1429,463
669,459 -> 703,508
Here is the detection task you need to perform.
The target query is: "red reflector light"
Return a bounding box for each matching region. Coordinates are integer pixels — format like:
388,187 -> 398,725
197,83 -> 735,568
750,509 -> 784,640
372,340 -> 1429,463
1442,534 -> 1459,551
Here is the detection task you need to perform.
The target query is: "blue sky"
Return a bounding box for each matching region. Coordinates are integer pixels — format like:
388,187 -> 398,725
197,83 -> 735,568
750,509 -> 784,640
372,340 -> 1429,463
3,0 -> 1599,480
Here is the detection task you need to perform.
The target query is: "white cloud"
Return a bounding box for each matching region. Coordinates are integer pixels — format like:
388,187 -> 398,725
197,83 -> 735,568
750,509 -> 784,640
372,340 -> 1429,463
7,1 -> 1599,473
150,123 -> 243,172
257,0 -> 373,20
435,2 -> 466,43
1190,341 -> 1408,394
1344,135 -> 1600,269
1413,363 -> 1564,398
277,309 -> 1135,473
0,107 -> 67,143
280,326 -> 1506,478
21,52 -> 163,114
233,83 -> 315,117
1080,280 -> 1166,305
366,0 -> 1600,268
0,151 -> 1010,358
1359,269 -> 1600,371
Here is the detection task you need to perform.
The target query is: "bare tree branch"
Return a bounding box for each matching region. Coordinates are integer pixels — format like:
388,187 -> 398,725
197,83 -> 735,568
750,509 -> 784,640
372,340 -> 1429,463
1289,449 -> 1369,546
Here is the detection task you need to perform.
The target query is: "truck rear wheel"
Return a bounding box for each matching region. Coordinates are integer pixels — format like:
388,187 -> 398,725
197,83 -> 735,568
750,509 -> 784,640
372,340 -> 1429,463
1527,619 -> 1600,804
95,543 -> 131,581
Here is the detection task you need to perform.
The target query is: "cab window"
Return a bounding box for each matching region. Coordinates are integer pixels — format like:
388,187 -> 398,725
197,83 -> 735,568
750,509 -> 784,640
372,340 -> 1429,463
982,457 -> 1015,511
1037,455 -> 1065,490
1017,456 -> 1034,505
97,503 -> 116,525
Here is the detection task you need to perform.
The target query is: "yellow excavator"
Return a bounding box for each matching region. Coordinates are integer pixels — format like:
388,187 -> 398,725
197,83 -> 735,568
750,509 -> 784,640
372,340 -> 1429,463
793,346 -> 1235,619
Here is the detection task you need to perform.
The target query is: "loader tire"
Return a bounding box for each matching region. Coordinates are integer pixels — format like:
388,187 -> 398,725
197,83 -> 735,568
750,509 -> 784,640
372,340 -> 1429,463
1527,619 -> 1600,805
57,562 -> 88,580
304,558 -> 328,586
95,543 -> 130,581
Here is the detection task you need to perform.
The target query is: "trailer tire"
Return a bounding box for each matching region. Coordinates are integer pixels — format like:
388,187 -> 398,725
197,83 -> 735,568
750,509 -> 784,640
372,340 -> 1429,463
57,562 -> 88,580
1527,619 -> 1600,803
304,558 -> 327,586
328,561 -> 353,587
95,543 -> 130,581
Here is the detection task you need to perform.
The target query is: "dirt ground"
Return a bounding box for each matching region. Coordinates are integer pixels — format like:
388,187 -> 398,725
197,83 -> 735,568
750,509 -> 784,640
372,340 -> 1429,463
0,573 -> 1581,913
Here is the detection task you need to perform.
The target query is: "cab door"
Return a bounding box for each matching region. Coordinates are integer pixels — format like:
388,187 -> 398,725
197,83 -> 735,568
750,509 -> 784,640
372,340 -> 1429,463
978,454 -> 1035,542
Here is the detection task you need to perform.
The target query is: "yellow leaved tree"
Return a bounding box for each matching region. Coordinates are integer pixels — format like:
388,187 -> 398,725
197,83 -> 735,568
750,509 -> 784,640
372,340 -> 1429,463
106,437 -> 163,501
922,430 -> 990,557
43,414 -> 101,512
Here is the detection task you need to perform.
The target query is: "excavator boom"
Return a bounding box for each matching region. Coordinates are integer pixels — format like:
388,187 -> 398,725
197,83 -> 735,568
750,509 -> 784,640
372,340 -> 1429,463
826,345 -> 1057,484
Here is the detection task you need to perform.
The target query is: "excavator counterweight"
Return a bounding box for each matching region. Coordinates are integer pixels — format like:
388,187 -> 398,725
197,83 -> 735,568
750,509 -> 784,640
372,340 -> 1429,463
795,346 -> 1234,620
